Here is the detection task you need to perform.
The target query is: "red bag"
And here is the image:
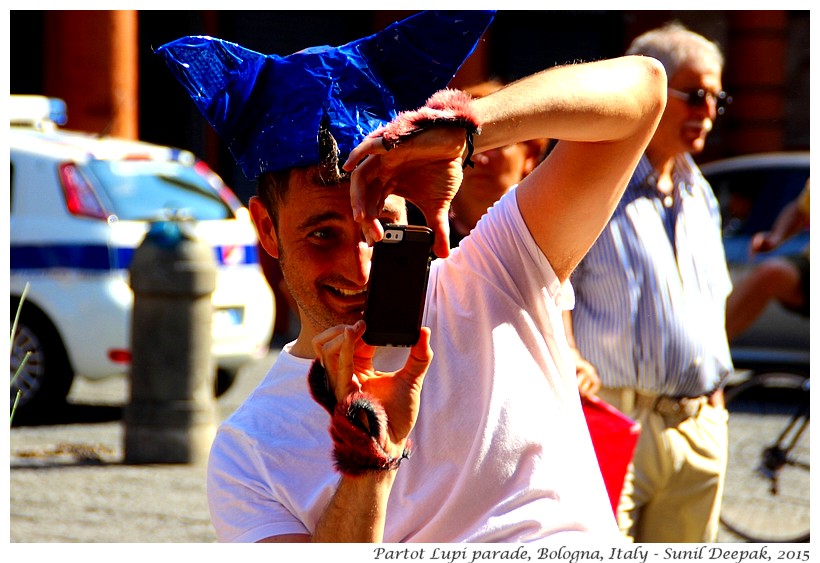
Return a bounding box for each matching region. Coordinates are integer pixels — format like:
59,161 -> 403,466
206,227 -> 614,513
582,395 -> 641,514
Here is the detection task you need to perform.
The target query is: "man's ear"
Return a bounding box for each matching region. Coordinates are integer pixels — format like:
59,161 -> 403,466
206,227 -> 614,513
249,196 -> 280,259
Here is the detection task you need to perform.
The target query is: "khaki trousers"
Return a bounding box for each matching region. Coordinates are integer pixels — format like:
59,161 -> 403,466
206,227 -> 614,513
598,388 -> 729,543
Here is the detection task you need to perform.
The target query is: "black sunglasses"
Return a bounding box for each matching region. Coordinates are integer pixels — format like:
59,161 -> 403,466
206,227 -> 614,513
667,87 -> 733,115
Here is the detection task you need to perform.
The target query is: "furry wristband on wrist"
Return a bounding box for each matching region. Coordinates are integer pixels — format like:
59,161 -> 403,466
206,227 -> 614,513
368,88 -> 482,168
308,360 -> 411,476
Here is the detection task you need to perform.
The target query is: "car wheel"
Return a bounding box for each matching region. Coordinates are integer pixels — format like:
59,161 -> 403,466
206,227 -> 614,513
215,367 -> 238,398
10,305 -> 75,415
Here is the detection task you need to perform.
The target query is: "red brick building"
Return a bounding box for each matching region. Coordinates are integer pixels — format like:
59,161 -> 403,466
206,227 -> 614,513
11,11 -> 809,183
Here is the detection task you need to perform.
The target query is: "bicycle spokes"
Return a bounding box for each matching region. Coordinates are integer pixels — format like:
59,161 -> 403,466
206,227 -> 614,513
720,371 -> 810,543
757,407 -> 810,494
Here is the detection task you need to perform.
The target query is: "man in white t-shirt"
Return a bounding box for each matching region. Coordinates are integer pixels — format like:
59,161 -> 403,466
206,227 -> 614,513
158,11 -> 666,543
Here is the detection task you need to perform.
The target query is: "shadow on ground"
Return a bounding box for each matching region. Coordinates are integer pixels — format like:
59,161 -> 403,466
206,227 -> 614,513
11,400 -> 122,427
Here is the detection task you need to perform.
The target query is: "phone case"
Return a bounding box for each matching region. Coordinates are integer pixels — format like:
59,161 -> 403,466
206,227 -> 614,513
362,224 -> 434,347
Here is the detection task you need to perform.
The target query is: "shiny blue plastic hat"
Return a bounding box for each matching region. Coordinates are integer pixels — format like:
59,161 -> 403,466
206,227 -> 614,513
156,11 -> 495,180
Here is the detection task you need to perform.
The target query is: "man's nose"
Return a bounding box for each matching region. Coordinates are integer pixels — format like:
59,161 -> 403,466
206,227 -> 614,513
703,98 -> 719,120
349,240 -> 372,285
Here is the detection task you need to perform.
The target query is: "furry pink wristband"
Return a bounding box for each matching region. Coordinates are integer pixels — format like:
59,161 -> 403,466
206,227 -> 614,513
368,88 -> 482,168
308,360 -> 411,476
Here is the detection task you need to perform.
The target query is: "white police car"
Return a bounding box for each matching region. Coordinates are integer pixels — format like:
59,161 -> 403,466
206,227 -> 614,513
10,95 -> 275,415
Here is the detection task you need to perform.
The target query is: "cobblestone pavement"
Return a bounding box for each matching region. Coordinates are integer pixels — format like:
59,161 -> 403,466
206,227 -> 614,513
8,349 -> 275,544
8,348 -> 775,544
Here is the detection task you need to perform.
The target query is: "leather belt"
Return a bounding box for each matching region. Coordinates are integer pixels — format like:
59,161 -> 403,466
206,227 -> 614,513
638,392 -> 705,421
613,389 -> 708,426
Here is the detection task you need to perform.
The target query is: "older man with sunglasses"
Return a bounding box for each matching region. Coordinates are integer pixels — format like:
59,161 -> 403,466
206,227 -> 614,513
564,22 -> 734,543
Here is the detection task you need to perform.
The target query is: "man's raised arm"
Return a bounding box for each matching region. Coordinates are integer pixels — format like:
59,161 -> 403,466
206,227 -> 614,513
477,55 -> 666,279
345,55 -> 666,276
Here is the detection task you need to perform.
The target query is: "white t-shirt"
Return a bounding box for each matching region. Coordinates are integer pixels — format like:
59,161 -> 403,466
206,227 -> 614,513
207,188 -> 618,542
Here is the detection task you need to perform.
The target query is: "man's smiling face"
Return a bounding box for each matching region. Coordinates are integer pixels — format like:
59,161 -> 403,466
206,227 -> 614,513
270,167 -> 408,343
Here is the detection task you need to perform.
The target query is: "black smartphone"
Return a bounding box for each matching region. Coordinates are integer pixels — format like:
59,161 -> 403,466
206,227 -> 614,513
362,224 -> 434,347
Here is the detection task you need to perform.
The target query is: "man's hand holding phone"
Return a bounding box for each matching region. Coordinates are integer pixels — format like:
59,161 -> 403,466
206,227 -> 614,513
311,320 -> 433,461
343,127 -> 468,259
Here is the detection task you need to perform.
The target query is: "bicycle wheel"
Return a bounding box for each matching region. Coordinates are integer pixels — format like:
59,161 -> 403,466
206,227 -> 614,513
721,371 -> 810,542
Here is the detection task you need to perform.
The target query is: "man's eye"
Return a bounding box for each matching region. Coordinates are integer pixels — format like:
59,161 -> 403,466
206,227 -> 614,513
308,228 -> 337,242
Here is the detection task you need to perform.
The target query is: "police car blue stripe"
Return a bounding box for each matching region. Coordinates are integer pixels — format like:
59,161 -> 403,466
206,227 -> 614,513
11,243 -> 260,271
11,244 -> 112,271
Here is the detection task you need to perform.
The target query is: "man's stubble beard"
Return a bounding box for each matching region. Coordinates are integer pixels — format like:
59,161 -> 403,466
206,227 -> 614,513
277,252 -> 361,337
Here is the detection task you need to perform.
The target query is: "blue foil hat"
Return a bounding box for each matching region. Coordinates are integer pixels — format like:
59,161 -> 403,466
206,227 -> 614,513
156,11 -> 495,180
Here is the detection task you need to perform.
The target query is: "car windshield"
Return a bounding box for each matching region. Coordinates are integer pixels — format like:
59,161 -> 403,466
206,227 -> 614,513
712,165 -> 808,238
84,159 -> 234,221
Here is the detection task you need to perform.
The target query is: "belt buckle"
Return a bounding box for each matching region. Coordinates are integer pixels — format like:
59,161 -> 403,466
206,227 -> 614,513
654,396 -> 701,425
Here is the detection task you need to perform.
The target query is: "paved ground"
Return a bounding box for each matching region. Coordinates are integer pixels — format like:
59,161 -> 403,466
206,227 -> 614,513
8,347 -> 779,544
8,349 -> 273,543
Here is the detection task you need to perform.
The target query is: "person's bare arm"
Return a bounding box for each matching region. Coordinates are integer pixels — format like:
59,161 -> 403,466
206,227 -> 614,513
312,470 -> 398,541
469,56 -> 666,280
752,179 -> 810,253
345,56 -> 666,273
258,471 -> 397,542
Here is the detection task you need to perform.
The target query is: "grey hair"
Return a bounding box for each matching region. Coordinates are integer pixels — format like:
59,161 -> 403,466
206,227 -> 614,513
626,22 -> 724,77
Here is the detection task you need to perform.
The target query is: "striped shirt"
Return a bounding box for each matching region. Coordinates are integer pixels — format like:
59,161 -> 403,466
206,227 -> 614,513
571,154 -> 733,397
